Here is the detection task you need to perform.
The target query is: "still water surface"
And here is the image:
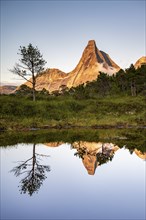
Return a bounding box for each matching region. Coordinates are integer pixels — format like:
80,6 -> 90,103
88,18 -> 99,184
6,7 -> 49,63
1,140 -> 145,220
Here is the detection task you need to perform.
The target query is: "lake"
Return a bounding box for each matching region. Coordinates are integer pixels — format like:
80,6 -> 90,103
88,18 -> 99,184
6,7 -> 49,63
0,129 -> 145,219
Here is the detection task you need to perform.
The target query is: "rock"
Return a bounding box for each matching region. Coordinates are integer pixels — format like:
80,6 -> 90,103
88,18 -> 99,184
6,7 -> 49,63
18,40 -> 120,93
134,56 -> 146,69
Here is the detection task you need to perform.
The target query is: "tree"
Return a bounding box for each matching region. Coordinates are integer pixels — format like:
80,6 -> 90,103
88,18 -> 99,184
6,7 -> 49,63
97,72 -> 111,96
125,64 -> 137,96
115,69 -> 127,93
10,44 -> 46,101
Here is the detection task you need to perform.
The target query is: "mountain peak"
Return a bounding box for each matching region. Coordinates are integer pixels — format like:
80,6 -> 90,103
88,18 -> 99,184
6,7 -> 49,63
21,40 -> 121,93
78,39 -> 100,67
87,40 -> 96,46
74,40 -> 120,73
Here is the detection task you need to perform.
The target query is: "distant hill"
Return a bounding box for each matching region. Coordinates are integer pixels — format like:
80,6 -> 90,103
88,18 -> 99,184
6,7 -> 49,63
0,85 -> 17,94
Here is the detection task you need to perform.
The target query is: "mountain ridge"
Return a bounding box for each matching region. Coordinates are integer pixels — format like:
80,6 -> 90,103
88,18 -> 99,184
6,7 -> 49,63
2,40 -> 145,94
24,40 -> 121,92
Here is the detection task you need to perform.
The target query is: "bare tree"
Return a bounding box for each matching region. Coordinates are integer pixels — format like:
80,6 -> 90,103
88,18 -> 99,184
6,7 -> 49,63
10,44 -> 46,101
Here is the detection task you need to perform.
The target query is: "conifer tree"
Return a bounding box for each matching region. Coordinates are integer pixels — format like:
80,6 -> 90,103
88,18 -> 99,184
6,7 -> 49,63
10,44 -> 46,101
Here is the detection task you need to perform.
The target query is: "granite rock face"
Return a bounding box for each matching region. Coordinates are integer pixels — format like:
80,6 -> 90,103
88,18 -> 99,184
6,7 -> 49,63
24,40 -> 120,93
134,56 -> 146,69
61,40 -> 120,89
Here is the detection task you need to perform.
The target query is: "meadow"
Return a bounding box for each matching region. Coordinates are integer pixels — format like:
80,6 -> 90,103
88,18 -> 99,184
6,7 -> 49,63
0,94 -> 145,131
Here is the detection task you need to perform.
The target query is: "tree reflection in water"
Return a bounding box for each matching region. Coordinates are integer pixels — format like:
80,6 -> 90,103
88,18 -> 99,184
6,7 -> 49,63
10,144 -> 50,196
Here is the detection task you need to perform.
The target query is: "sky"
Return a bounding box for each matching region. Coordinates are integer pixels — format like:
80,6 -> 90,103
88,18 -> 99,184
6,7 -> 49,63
0,0 -> 145,85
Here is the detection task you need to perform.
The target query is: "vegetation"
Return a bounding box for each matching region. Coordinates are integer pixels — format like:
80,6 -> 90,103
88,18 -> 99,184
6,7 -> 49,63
0,94 -> 146,131
10,44 -> 46,101
1,64 -> 146,130
65,64 -> 146,98
0,128 -> 145,153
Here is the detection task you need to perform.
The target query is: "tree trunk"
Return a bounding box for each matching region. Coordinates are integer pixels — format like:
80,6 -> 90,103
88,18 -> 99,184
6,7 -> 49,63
131,81 -> 136,96
133,81 -> 136,96
131,82 -> 133,96
32,71 -> 36,101
32,83 -> 36,101
32,144 -> 36,178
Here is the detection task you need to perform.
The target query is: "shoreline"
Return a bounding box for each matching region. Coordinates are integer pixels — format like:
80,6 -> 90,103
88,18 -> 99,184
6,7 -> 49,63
1,124 -> 146,132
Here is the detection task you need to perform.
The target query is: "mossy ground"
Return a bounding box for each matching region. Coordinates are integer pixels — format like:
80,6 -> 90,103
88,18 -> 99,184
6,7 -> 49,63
0,95 -> 146,131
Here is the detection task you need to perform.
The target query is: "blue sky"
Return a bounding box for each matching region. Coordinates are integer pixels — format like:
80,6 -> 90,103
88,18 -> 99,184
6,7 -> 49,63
1,0 -> 145,84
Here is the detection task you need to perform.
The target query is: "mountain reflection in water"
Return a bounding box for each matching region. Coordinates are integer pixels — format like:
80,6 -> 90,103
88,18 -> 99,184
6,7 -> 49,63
72,142 -> 119,175
45,141 -> 146,175
1,129 -> 145,220
8,141 -> 146,196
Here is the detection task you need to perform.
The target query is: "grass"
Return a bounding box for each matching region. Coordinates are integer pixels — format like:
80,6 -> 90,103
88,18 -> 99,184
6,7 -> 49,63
0,94 -> 146,130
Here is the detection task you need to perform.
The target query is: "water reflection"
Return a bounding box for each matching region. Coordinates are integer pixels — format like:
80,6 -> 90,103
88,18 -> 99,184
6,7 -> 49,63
45,141 -> 146,175
72,142 -> 119,175
1,130 -> 145,219
10,143 -> 50,196
9,140 -> 146,196
134,149 -> 146,160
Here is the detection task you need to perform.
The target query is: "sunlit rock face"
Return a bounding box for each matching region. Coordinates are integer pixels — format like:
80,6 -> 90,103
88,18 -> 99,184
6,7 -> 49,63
24,69 -> 67,92
21,40 -> 120,93
134,149 -> 146,160
134,56 -> 146,69
60,40 -> 120,89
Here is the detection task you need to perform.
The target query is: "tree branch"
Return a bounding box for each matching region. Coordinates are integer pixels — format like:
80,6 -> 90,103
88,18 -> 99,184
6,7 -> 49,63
10,66 -> 33,85
18,74 -> 33,85
17,63 -> 30,71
